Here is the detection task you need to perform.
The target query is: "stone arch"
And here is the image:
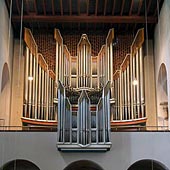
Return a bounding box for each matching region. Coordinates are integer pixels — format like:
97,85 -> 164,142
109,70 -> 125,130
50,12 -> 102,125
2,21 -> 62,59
1,62 -> 10,92
157,63 -> 168,128
127,159 -> 169,170
0,159 -> 40,170
64,160 -> 104,170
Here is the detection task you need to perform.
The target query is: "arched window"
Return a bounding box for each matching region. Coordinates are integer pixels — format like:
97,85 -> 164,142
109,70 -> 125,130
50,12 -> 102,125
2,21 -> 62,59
64,160 -> 103,170
157,63 -> 168,128
0,159 -> 40,170
127,159 -> 169,170
1,63 -> 10,93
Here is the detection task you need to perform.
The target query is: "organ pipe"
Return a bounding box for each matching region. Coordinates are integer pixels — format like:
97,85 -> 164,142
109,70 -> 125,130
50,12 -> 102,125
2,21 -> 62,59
136,50 -> 140,118
28,52 -> 33,118
139,47 -> 145,117
34,54 -> 38,119
24,47 -> 29,117
32,54 -> 36,118
37,65 -> 41,119
127,65 -> 131,119
124,69 -> 127,120
23,28 -> 57,125
132,54 -> 136,119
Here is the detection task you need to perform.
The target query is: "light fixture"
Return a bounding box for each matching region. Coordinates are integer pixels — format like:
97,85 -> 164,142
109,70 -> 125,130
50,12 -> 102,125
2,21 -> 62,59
132,78 -> 138,86
28,76 -> 33,81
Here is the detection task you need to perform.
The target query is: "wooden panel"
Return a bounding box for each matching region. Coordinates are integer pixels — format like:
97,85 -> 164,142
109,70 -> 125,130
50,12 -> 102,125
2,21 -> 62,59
111,117 -> 147,126
92,56 -> 97,62
38,53 -> 48,72
113,70 -> 120,80
120,54 -> 130,71
131,28 -> 144,55
24,28 -> 38,56
63,45 -> 71,60
49,70 -> 55,80
54,29 -> 63,44
22,117 -> 57,126
98,45 -> 105,59
106,28 -> 114,44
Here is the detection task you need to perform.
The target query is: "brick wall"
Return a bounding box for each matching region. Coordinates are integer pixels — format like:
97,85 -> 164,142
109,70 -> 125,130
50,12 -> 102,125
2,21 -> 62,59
33,30 -> 133,73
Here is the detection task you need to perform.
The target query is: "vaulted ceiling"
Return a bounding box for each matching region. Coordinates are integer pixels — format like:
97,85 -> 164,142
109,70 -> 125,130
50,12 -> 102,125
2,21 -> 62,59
6,0 -> 164,36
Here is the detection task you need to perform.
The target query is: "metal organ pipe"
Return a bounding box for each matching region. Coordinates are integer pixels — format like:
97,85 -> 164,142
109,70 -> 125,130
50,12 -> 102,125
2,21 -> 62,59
37,65 -> 41,119
28,52 -> 33,118
136,50 -> 140,118
42,69 -> 45,119
127,65 -> 131,119
124,69 -> 127,120
24,47 -> 29,117
84,44 -> 86,87
32,54 -> 36,118
34,56 -> 38,119
132,54 -> 136,119
139,47 -> 145,117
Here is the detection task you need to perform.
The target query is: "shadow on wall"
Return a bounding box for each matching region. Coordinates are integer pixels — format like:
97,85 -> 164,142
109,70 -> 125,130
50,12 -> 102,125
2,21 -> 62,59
127,159 -> 169,170
64,160 -> 104,170
157,63 -> 168,128
0,63 -> 10,126
1,63 -> 10,93
0,159 -> 40,170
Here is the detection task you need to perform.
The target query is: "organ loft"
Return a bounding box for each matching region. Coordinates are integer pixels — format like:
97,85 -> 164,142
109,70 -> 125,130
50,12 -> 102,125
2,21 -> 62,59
22,27 -> 146,151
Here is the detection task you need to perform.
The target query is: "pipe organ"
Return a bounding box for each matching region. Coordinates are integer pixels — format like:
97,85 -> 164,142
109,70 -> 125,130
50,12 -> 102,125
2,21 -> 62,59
77,34 -> 91,88
56,29 -> 114,151
112,28 -> 146,123
21,27 -> 147,148
22,28 -> 57,125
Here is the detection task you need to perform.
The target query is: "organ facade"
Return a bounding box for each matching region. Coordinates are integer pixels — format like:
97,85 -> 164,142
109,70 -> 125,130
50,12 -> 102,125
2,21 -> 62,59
22,27 -> 146,151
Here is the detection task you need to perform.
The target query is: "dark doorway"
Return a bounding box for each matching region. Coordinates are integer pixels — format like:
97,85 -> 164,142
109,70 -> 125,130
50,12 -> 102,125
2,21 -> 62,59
64,160 -> 103,170
128,159 -> 169,170
0,159 -> 40,170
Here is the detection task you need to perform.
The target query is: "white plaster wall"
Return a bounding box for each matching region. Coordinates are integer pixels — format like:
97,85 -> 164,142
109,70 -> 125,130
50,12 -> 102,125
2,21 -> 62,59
0,0 -> 13,126
154,0 -> 170,128
144,40 -> 157,128
10,40 -> 24,126
0,132 -> 170,170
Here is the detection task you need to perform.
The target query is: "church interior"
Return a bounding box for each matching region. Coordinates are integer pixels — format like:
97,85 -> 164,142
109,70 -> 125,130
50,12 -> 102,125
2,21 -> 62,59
1,0 -> 170,169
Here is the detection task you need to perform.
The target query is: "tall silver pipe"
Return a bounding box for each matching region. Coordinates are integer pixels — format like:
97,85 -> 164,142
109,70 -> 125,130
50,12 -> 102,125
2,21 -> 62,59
83,44 -> 86,87
136,50 -> 140,118
34,55 -> 38,119
127,65 -> 131,119
118,77 -> 121,120
28,52 -> 33,118
121,72 -> 124,120
132,55 -> 136,119
32,55 -> 36,118
46,71 -> 49,120
24,47 -> 29,117
55,42 -> 58,98
110,43 -> 113,98
124,69 -> 127,120
115,79 -> 117,120
107,46 -> 110,82
48,77 -> 51,120
59,45 -> 62,81
139,47 -> 144,117
37,65 -> 41,119
41,69 -> 44,119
